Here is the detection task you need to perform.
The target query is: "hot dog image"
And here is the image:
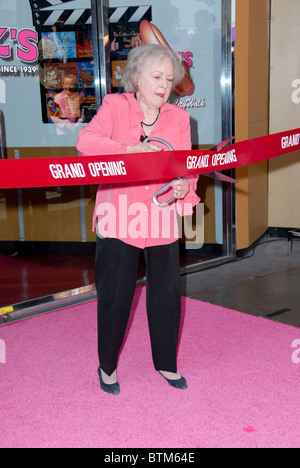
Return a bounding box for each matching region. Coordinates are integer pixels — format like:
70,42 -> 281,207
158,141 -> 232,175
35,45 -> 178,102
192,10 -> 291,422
139,20 -> 194,96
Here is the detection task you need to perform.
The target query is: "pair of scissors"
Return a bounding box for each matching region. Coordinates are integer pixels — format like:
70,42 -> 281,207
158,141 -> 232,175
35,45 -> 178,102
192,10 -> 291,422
143,137 -> 237,207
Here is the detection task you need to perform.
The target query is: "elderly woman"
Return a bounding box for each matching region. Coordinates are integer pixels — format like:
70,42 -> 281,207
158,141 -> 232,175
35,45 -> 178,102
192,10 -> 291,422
77,44 -> 200,395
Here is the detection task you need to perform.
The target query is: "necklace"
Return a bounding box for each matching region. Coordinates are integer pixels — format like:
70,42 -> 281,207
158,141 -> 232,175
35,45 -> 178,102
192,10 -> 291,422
141,108 -> 160,128
140,109 -> 160,142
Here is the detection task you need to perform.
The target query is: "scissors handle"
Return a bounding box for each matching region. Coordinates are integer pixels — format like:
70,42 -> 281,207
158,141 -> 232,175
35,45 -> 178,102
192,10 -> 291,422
143,138 -> 182,207
143,137 -> 174,151
152,177 -> 183,207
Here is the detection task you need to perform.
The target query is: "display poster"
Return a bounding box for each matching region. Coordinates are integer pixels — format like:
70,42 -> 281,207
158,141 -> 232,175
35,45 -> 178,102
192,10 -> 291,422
0,0 -> 97,147
30,0 -> 96,124
108,6 -> 151,93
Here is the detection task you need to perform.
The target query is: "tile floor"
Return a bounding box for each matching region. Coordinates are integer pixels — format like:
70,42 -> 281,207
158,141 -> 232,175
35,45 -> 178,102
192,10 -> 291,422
181,237 -> 300,328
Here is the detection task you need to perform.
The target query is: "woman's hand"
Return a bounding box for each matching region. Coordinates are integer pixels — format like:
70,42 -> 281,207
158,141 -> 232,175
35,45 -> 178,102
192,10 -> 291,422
127,142 -> 163,153
172,178 -> 190,200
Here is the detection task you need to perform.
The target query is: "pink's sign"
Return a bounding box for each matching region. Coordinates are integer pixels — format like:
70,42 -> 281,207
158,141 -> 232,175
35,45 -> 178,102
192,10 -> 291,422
0,27 -> 38,63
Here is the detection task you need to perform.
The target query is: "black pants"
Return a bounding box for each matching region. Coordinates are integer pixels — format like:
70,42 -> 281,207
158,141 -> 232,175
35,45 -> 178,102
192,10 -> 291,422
95,237 -> 181,376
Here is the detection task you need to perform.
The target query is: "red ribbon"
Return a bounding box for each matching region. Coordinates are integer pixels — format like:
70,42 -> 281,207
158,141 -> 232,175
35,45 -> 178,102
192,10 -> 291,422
0,128 -> 299,189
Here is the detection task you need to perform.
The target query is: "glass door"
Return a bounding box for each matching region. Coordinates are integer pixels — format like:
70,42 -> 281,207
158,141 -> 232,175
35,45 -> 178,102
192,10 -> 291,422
0,0 -> 235,321
98,0 -> 236,275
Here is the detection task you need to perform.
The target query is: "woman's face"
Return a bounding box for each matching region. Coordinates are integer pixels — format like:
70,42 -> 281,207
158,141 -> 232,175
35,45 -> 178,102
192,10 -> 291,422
137,57 -> 174,110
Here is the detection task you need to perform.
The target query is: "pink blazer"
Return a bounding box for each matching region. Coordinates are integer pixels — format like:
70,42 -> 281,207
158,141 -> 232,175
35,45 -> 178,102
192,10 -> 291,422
77,93 -> 200,248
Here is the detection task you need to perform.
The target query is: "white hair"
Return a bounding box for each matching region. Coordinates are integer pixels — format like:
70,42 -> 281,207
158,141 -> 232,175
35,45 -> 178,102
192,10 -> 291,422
122,44 -> 185,92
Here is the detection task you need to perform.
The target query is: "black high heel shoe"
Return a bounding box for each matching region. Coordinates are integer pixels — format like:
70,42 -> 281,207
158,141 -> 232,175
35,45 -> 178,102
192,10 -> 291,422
158,371 -> 188,390
97,367 -> 120,395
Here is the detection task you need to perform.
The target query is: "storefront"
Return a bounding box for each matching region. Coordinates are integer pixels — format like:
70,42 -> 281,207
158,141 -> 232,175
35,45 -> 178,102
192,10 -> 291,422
0,0 -> 235,315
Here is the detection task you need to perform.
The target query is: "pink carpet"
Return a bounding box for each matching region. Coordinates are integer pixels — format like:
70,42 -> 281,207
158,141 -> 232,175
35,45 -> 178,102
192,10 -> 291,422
0,287 -> 299,448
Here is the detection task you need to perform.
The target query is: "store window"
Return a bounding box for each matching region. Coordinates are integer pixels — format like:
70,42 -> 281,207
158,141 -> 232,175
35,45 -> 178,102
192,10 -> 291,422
0,0 -> 235,312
